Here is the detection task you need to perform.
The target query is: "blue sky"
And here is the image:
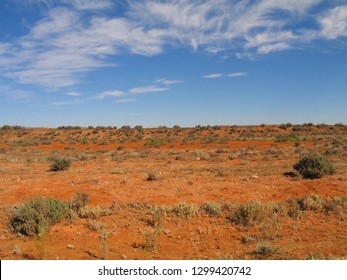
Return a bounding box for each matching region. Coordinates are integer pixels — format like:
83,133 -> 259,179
0,0 -> 346,127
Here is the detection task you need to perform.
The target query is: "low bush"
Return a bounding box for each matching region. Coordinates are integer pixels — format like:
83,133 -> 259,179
11,197 -> 67,237
146,172 -> 157,181
144,138 -> 165,148
49,156 -> 71,171
286,198 -> 302,218
299,195 -> 325,211
275,134 -> 301,142
254,242 -> 276,256
293,153 -> 334,179
70,192 -> 90,214
173,203 -> 199,218
229,200 -> 265,226
203,202 -> 222,217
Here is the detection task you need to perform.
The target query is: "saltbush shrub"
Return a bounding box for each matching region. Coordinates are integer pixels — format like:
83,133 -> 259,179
69,192 -> 90,214
203,202 -> 222,217
11,197 -> 67,236
229,200 -> 265,226
173,203 -> 199,218
49,156 -> 71,171
299,195 -> 325,211
293,153 -> 334,179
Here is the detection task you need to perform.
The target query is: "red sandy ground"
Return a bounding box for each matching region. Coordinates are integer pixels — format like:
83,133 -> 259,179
0,125 -> 346,259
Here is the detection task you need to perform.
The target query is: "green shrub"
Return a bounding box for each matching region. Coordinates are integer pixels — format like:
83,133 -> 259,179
254,242 -> 276,256
70,192 -> 90,214
11,197 -> 67,237
144,138 -> 165,148
275,134 -> 301,142
324,148 -> 338,156
299,195 -> 325,211
324,196 -> 344,213
49,156 -> 71,171
293,153 -> 334,179
203,202 -> 222,217
173,203 -> 199,218
229,200 -> 265,226
286,198 -> 302,218
146,172 -> 157,181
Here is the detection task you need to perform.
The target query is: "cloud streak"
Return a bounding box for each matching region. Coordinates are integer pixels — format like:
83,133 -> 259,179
129,85 -> 169,94
228,72 -> 248,78
203,74 -> 224,79
156,79 -> 183,85
94,90 -> 124,100
0,1 -> 346,90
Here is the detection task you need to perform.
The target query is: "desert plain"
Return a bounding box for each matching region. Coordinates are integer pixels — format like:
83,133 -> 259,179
0,123 -> 346,260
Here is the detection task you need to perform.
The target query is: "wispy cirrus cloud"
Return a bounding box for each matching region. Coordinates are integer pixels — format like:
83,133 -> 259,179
93,79 -> 177,102
203,74 -> 224,79
66,91 -> 81,97
115,98 -> 137,104
204,72 -> 248,79
94,90 -> 124,100
156,79 -> 183,85
16,0 -> 114,11
228,72 -> 248,78
0,6 -> 164,89
51,99 -> 84,106
129,85 -> 169,94
0,84 -> 33,100
66,0 -> 114,11
318,5 -> 347,40
1,0 -> 347,91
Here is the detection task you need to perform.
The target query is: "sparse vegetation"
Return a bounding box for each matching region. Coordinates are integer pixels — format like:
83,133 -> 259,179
202,202 -> 222,217
275,134 -> 300,142
254,242 -> 276,256
293,153 -> 335,179
1,124 -> 346,260
173,203 -> 199,218
144,137 -> 165,148
229,200 -> 265,227
69,192 -> 90,214
299,195 -> 325,211
49,156 -> 71,171
11,197 -> 67,237
146,172 -> 157,181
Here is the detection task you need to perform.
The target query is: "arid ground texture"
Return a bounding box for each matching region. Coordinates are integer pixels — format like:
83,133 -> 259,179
0,124 -> 346,260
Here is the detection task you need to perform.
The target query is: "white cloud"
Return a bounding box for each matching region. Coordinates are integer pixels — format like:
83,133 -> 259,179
128,0 -> 324,54
0,43 -> 10,55
0,7 -> 164,89
156,79 -> 183,85
257,43 -> 292,54
0,84 -> 32,100
65,0 -> 114,11
1,0 -> 347,90
129,85 -> 169,94
30,8 -> 77,39
203,74 -> 224,79
51,99 -> 83,106
115,98 -> 137,104
319,5 -> 347,40
228,72 -> 248,78
66,91 -> 80,97
94,90 -> 124,100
